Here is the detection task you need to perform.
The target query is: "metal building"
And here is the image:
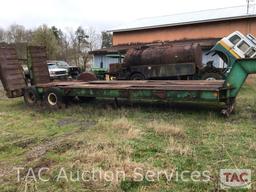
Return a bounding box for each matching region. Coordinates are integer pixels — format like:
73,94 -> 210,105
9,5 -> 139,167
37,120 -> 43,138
91,5 -> 256,70
110,5 -> 256,45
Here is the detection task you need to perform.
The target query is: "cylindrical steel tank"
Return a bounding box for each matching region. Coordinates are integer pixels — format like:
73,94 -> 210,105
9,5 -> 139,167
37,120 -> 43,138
123,44 -> 203,69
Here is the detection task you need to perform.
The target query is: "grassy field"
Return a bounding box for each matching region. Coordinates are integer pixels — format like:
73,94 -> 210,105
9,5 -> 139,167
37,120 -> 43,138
0,79 -> 256,192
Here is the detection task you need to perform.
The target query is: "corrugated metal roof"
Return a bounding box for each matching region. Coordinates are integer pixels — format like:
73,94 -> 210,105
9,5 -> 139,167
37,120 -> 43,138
110,5 -> 256,32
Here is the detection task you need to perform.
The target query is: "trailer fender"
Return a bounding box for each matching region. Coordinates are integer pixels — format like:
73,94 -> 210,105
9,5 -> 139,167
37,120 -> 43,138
201,73 -> 223,80
129,72 -> 145,80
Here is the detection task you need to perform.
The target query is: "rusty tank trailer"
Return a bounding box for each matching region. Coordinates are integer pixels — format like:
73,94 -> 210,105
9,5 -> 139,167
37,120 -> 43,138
109,43 -> 223,80
123,44 -> 203,69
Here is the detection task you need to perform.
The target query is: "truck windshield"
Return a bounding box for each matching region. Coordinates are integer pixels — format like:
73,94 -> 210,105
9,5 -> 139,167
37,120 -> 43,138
237,41 -> 250,53
57,61 -> 69,67
48,64 -> 58,69
229,35 -> 241,45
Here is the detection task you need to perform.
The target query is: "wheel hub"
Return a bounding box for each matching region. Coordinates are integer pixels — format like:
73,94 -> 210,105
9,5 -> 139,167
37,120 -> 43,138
48,93 -> 58,106
27,91 -> 36,103
206,77 -> 216,81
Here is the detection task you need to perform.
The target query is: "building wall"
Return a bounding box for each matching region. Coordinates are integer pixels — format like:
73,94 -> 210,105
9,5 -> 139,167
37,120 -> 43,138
93,55 -> 119,69
113,18 -> 256,45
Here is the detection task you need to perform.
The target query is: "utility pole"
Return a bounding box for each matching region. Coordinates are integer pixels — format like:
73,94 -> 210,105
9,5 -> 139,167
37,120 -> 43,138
247,0 -> 255,14
247,0 -> 250,14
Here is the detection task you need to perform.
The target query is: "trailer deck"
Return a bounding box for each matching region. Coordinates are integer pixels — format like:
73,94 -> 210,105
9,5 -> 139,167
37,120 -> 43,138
33,80 -> 227,108
36,80 -> 225,91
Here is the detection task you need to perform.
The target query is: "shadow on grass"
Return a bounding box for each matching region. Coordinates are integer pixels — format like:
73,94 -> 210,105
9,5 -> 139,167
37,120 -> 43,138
78,98 -> 224,116
6,97 -> 225,117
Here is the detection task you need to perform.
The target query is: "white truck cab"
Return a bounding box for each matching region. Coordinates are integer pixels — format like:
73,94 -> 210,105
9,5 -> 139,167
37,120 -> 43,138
221,31 -> 256,59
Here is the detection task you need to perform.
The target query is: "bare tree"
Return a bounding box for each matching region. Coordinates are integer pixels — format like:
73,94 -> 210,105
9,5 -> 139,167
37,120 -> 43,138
65,28 -> 80,66
101,31 -> 112,48
65,26 -> 91,69
60,33 -> 70,61
0,24 -> 102,71
86,27 -> 102,51
0,28 -> 5,42
31,24 -> 60,59
6,24 -> 29,43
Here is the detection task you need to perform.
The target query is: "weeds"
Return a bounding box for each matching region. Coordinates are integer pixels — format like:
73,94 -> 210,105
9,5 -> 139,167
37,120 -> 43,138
147,120 -> 185,138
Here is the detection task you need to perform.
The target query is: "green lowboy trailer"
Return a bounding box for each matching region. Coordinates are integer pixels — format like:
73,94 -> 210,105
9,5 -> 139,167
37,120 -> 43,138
1,32 -> 256,116
27,58 -> 256,116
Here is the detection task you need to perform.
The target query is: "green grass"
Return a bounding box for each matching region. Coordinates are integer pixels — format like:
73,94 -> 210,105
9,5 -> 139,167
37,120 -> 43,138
0,79 -> 256,191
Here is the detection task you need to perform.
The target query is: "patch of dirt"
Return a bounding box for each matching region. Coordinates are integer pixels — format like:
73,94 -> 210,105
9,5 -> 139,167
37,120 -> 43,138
14,138 -> 38,148
26,129 -> 87,161
0,162 -> 24,184
0,137 -> 37,153
0,166 -> 11,183
24,117 -> 95,161
57,118 -> 96,130
28,158 -> 55,176
57,118 -> 77,126
26,138 -> 72,161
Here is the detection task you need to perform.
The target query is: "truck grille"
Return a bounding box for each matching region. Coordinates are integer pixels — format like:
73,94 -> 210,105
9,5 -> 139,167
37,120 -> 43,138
55,71 -> 66,75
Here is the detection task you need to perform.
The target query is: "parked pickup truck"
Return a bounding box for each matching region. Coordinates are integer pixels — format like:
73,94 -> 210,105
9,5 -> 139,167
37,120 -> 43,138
22,63 -> 69,82
48,63 -> 68,80
48,60 -> 81,79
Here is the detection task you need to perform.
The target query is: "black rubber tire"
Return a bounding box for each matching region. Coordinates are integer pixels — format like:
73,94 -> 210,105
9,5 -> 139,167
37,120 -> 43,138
129,73 -> 145,80
201,73 -> 223,80
24,87 -> 40,106
43,88 -> 66,109
78,96 -> 96,103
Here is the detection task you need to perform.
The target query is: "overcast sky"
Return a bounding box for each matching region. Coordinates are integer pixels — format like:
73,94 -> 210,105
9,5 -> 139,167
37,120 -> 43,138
0,0 -> 251,31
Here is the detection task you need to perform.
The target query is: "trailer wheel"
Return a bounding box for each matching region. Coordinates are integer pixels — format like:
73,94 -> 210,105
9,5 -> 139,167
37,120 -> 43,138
130,73 -> 145,80
202,73 -> 223,80
44,88 -> 66,109
24,87 -> 40,106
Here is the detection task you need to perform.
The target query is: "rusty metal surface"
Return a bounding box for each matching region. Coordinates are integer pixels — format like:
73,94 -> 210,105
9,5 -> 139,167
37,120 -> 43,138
109,63 -> 123,74
90,38 -> 219,55
0,45 -> 26,98
77,72 -> 97,81
123,44 -> 203,69
36,80 -> 224,91
29,46 -> 50,85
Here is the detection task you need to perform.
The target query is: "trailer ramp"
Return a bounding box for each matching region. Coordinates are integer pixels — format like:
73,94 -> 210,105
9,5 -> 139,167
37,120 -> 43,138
0,45 -> 50,98
28,46 -> 50,85
0,45 -> 26,98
